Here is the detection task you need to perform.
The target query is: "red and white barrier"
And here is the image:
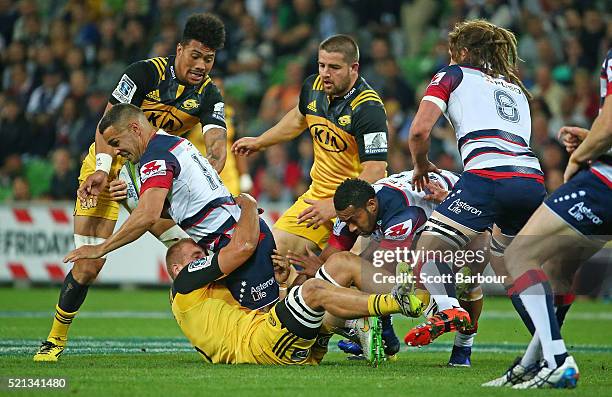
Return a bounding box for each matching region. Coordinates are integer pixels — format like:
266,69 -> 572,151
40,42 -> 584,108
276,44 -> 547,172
0,203 -> 286,284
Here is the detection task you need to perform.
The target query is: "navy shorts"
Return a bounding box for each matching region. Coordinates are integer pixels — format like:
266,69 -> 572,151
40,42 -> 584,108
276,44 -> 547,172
435,172 -> 546,236
544,169 -> 612,241
218,218 -> 279,310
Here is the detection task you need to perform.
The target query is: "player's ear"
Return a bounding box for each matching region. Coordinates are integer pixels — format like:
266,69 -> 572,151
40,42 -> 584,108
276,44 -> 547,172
171,263 -> 181,279
367,197 -> 377,213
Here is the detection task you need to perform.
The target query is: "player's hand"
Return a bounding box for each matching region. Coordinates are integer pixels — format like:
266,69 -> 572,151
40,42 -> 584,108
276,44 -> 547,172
563,157 -> 583,183
558,126 -> 588,154
423,180 -> 449,204
271,249 -> 291,285
297,198 -> 335,229
286,247 -> 323,278
63,244 -> 105,263
231,137 -> 262,157
234,192 -> 259,212
77,170 -> 109,209
412,160 -> 441,193
109,179 -> 128,201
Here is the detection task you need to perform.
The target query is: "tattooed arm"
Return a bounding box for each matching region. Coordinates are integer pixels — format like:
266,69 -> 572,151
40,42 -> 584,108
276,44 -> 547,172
204,127 -> 227,173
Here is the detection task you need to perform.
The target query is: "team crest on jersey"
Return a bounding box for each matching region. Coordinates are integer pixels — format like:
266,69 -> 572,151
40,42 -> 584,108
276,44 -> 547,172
182,98 -> 199,110
333,220 -> 346,236
364,132 -> 388,154
187,256 -> 212,272
112,74 -> 137,103
384,220 -> 413,240
494,89 -> 520,123
430,72 -> 446,86
140,159 -> 167,182
338,115 -> 351,126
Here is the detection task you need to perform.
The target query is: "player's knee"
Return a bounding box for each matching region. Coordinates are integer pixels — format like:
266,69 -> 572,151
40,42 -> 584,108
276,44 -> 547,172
324,251 -> 355,273
71,259 -> 105,284
300,278 -> 329,308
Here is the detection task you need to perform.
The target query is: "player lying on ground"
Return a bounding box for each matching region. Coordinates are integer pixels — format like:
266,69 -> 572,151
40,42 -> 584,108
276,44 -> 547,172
482,47 -> 612,389
284,172 -> 490,366
34,13 -> 228,362
165,193 -> 422,365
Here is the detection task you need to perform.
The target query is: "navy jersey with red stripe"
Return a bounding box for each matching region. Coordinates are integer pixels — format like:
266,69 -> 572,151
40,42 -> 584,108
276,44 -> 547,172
140,130 -> 279,309
139,130 -> 239,251
591,48 -> 612,188
423,64 -> 542,181
329,182 -> 428,252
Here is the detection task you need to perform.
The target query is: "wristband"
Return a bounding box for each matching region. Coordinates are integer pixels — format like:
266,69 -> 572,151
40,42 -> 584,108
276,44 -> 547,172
95,153 -> 113,174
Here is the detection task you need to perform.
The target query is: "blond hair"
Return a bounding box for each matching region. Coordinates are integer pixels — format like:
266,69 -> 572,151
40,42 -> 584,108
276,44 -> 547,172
449,20 -> 531,99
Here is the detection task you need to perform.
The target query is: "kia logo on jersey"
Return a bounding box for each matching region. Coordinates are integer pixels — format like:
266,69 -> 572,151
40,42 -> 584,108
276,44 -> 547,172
310,123 -> 348,152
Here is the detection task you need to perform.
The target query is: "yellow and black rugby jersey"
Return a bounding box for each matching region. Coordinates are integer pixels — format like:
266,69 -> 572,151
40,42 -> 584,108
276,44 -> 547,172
298,74 -> 388,199
109,55 -> 226,136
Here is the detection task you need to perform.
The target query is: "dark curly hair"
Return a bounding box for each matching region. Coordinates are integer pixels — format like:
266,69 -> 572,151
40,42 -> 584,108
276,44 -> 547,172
334,178 -> 375,211
182,13 -> 226,50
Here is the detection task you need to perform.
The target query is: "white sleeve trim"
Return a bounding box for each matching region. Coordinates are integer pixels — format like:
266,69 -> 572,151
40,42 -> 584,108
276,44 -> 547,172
422,95 -> 447,112
202,124 -> 227,134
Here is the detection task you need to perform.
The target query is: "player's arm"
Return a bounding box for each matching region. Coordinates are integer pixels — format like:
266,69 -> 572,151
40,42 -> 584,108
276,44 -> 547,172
564,94 -> 612,181
216,194 -> 260,274
200,86 -> 228,173
408,100 -> 443,191
409,67 -> 461,191
232,105 -> 307,156
203,127 -> 227,173
172,194 -> 260,293
64,187 -> 168,262
353,104 -> 389,183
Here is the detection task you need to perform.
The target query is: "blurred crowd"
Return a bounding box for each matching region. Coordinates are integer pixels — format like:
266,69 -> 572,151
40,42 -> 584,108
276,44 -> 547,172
0,0 -> 610,204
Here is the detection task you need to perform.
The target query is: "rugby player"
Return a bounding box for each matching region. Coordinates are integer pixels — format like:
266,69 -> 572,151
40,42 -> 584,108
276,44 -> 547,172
164,194 -> 421,366
64,103 -> 279,312
286,172 -> 489,366
404,20 -> 546,348
231,34 -> 388,256
33,16 -> 229,360
483,48 -> 612,389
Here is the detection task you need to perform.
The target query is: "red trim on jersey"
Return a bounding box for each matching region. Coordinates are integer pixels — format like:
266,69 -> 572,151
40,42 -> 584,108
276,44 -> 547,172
462,135 -> 527,147
607,80 -> 612,98
328,233 -> 355,251
168,139 -> 183,152
464,150 -> 524,164
424,84 -> 450,102
590,167 -> 612,189
379,183 -> 410,205
467,169 -> 544,184
140,172 -> 173,194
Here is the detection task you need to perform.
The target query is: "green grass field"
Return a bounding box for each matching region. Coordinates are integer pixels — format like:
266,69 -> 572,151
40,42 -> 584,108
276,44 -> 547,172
1,287 -> 611,396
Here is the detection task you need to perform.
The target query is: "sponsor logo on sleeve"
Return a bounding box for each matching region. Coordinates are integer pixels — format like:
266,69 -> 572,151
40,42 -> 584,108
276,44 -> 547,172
364,132 -> 388,154
140,159 -> 167,183
187,256 -> 213,272
212,102 -> 225,121
112,74 -> 137,103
